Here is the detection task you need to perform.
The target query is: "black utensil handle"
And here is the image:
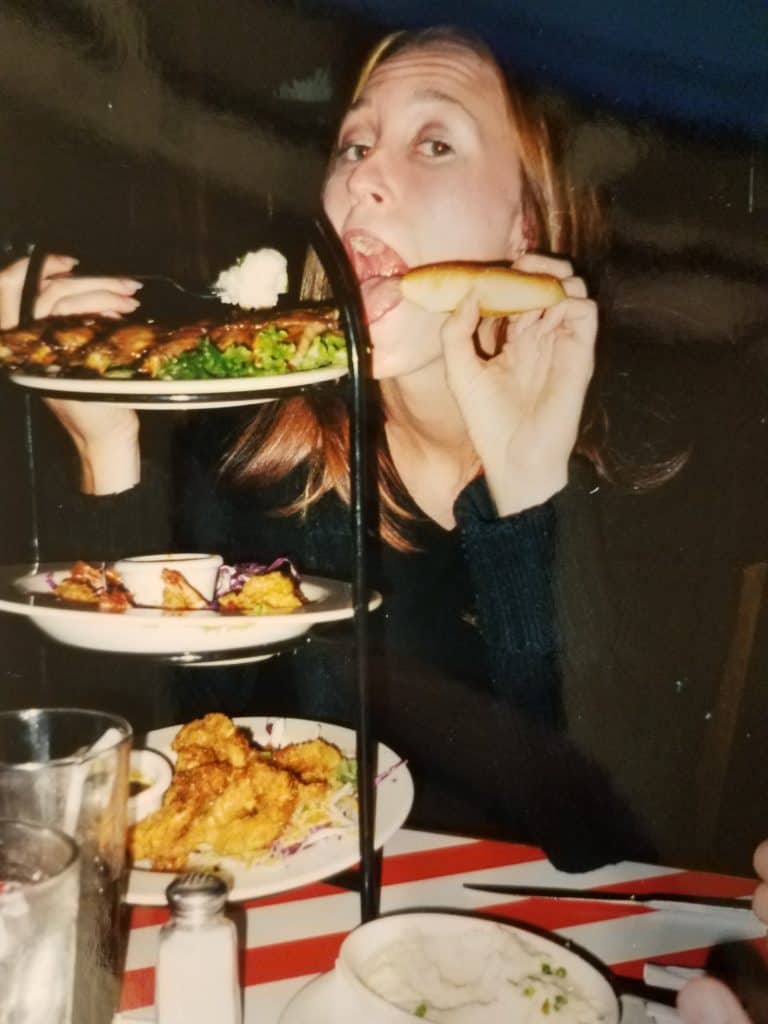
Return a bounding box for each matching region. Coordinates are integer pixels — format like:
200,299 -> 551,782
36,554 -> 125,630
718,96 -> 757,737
19,244 -> 47,328
615,975 -> 679,1008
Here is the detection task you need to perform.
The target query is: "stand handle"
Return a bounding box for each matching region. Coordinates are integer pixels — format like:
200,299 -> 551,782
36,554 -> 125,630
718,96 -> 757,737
310,211 -> 379,922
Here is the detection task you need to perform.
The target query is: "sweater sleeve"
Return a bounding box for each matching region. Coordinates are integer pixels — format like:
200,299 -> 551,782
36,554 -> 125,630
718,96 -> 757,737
38,459 -> 174,563
454,477 -> 562,726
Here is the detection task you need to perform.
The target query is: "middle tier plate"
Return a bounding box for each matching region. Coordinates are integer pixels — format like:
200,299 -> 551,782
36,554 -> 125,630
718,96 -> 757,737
0,565 -> 381,655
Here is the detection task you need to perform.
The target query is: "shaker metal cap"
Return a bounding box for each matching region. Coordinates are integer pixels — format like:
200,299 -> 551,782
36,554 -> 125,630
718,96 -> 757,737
166,871 -> 228,918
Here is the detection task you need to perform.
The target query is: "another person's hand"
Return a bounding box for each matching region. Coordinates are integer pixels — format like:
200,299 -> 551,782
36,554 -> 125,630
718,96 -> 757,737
753,839 -> 768,923
440,253 -> 596,516
0,254 -> 141,329
678,976 -> 752,1024
677,840 -> 768,1024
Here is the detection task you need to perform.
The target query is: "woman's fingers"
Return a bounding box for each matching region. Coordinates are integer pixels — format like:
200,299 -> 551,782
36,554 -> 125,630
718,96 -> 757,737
513,252 -> 574,279
40,255 -> 79,281
562,275 -> 587,298
40,289 -> 141,319
440,292 -> 482,383
35,276 -> 141,319
511,252 -> 587,299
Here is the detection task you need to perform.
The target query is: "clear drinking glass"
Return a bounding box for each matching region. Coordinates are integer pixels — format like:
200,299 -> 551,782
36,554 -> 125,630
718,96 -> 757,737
0,818 -> 80,1024
0,709 -> 132,1024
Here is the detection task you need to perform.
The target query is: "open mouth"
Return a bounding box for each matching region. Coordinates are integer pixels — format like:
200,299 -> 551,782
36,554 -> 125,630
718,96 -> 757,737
344,232 -> 407,325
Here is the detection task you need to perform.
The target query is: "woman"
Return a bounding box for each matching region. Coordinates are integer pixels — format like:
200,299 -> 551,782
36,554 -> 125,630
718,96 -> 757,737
2,29 -> 646,860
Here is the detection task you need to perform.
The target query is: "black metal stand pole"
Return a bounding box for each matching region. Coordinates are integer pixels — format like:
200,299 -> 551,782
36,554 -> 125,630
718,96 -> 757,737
311,212 -> 379,922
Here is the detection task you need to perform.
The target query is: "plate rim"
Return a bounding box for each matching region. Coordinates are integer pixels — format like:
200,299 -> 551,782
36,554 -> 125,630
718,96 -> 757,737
125,715 -> 414,905
10,364 -> 346,397
2,567 -> 381,626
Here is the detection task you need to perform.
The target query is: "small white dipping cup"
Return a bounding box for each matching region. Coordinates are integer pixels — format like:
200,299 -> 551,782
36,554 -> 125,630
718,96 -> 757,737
113,553 -> 223,607
127,748 -> 173,826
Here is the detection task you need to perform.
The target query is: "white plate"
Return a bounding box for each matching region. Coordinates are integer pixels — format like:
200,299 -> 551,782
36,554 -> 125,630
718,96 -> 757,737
0,565 -> 380,655
280,913 -> 620,1024
10,365 -> 346,410
126,716 -> 414,905
280,972 -> 336,1024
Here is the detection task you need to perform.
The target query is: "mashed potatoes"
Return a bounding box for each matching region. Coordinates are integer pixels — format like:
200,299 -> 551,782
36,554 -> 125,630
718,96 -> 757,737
359,923 -> 608,1024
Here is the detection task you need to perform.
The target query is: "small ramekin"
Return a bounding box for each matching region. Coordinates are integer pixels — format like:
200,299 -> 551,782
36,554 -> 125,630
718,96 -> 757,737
113,553 -> 223,607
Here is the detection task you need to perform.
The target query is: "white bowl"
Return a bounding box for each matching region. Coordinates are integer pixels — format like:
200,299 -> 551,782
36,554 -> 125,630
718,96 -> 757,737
113,553 -> 223,607
127,748 -> 172,826
330,912 -> 619,1024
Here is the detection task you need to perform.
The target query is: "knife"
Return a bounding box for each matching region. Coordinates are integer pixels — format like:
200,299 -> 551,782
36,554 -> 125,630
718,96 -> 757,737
463,883 -> 756,919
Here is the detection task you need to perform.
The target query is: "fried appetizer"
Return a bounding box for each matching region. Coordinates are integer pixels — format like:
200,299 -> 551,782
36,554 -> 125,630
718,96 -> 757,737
271,738 -> 344,786
172,713 -> 252,770
53,560 -> 133,613
217,570 -> 305,615
129,714 -> 355,870
161,568 -> 209,610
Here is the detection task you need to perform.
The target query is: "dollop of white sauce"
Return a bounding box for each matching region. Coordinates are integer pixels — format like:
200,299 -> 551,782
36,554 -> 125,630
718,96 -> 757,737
360,925 -> 607,1024
213,249 -> 288,310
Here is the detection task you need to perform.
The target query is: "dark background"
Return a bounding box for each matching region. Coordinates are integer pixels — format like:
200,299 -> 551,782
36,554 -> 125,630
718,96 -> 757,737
0,0 -> 766,873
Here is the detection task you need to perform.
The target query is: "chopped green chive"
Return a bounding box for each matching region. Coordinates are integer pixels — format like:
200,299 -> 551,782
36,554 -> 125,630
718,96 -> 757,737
542,964 -> 553,975
555,967 -> 567,978
523,986 -> 536,997
414,1003 -> 427,1018
542,999 -> 551,1014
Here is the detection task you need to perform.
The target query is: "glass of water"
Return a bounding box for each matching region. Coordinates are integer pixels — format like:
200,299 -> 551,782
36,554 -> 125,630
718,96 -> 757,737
0,709 -> 132,1024
0,818 -> 80,1024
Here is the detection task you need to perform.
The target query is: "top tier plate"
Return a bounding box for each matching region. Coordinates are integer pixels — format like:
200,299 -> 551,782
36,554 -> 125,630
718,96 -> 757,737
10,365 -> 347,410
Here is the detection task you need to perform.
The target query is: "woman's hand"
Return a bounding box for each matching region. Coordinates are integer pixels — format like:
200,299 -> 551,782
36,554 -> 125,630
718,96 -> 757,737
0,254 -> 141,329
44,399 -> 140,495
0,254 -> 143,494
440,254 -> 597,516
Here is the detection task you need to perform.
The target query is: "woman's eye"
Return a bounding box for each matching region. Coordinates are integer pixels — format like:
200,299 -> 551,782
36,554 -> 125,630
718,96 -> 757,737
416,138 -> 454,158
337,142 -> 371,163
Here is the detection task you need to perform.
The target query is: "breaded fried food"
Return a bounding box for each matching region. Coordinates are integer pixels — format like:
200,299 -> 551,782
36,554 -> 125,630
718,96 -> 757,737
184,759 -> 298,858
129,714 -> 355,871
172,713 -> 252,770
161,568 -> 208,610
130,744 -> 298,869
54,560 -> 133,613
217,570 -> 305,615
271,738 -> 344,785
130,762 -> 234,870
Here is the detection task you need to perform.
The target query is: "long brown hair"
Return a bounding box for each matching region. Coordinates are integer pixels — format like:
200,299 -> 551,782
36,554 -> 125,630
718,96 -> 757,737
225,27 -> 611,549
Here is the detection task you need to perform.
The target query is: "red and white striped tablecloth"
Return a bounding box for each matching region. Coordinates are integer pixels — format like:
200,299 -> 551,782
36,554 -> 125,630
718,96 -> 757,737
117,828 -> 763,1022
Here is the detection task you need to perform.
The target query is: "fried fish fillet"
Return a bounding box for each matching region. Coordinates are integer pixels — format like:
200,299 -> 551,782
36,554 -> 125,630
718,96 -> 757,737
271,738 -> 344,785
129,714 -> 350,870
172,713 -> 252,770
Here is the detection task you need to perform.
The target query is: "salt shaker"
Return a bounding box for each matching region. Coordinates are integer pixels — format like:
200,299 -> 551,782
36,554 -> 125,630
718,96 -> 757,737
155,872 -> 241,1024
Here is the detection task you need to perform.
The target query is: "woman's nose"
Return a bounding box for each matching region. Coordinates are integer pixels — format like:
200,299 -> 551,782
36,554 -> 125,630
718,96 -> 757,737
347,150 -> 392,205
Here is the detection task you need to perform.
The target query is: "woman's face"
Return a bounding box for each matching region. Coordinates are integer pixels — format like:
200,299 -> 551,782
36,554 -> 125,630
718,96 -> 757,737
323,42 -> 526,380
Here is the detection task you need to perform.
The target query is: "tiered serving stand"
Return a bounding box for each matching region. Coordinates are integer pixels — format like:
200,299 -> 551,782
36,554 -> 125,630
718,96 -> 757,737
4,213 -> 389,922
